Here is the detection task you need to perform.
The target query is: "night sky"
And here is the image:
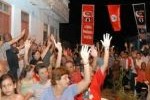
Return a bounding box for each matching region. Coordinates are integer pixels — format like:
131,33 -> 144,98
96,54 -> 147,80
60,0 -> 150,51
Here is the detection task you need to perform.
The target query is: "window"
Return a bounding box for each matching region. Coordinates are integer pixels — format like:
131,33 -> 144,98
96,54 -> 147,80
0,2 -> 2,10
0,1 -> 10,14
43,24 -> 48,42
21,11 -> 29,22
21,11 -> 29,40
0,1 -> 11,34
50,26 -> 54,34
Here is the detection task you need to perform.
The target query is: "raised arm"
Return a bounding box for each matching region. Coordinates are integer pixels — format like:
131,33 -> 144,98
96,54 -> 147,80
124,42 -> 129,52
41,37 -> 52,59
24,40 -> 32,65
77,45 -> 91,94
8,29 -> 26,45
100,33 -> 112,74
51,35 -> 62,68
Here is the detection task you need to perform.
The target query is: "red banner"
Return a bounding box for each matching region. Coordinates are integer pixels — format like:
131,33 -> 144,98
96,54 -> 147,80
107,5 -> 121,31
81,4 -> 95,45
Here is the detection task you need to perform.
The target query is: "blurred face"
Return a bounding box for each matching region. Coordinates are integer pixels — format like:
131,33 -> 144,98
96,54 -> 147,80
19,39 -> 24,46
31,43 -> 38,52
136,53 -> 141,59
57,74 -> 70,88
26,68 -> 34,79
131,51 -> 137,58
65,62 -> 74,73
141,62 -> 146,70
38,68 -> 48,81
1,78 -> 16,96
34,51 -> 41,60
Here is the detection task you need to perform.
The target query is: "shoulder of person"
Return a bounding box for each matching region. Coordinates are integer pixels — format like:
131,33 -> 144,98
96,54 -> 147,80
16,94 -> 24,100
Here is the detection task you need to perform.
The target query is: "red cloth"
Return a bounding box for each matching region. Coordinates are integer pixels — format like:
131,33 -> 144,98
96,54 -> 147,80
136,69 -> 146,83
128,58 -> 132,69
89,69 -> 105,100
107,5 -> 121,31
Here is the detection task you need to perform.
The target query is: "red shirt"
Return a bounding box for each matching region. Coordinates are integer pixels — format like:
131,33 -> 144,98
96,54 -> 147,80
136,69 -> 146,83
84,69 -> 105,100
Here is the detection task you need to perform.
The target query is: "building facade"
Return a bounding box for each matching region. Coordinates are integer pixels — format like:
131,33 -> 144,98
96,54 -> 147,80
0,0 -> 69,43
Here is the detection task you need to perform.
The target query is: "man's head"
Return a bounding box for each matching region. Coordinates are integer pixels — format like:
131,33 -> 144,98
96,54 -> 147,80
35,63 -> 49,82
65,60 -> 75,74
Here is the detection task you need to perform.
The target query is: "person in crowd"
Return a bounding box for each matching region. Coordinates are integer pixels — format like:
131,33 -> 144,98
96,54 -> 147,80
135,62 -> 149,99
65,60 -> 83,100
30,35 -> 53,66
0,30 -> 25,72
83,33 -> 112,100
18,65 -> 36,100
31,63 -> 51,100
0,74 -> 24,100
17,39 -> 25,78
40,44 -> 91,100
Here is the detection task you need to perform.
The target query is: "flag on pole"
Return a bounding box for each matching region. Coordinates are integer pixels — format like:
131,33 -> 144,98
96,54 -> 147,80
107,5 -> 121,31
81,4 -> 95,45
132,3 -> 147,41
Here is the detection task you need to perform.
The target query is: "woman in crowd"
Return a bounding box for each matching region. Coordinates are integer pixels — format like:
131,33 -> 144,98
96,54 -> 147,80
135,62 -> 149,99
40,45 -> 91,100
0,74 -> 24,100
18,65 -> 36,100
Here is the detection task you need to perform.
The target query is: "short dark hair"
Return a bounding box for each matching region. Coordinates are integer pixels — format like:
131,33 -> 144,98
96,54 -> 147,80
34,63 -> 47,74
0,73 -> 16,87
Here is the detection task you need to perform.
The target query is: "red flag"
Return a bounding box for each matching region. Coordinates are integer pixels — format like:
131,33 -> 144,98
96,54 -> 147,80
107,5 -> 121,31
81,4 -> 95,45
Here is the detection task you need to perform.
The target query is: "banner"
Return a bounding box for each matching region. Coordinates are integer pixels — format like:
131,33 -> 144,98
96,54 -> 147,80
107,5 -> 121,31
81,4 -> 94,45
132,3 -> 147,41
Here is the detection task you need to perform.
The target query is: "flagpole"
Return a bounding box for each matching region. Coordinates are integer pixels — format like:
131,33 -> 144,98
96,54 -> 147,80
132,4 -> 140,50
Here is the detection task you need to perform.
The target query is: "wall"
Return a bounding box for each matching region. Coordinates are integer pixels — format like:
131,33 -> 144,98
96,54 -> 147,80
1,0 -> 61,43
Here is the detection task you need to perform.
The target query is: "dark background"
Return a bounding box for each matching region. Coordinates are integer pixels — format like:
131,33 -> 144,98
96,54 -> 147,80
60,0 -> 150,51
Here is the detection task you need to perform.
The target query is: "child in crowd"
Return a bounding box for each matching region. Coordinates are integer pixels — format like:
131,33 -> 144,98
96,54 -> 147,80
0,74 -> 24,100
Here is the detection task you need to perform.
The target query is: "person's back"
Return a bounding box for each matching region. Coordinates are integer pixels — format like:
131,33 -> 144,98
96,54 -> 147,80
6,46 -> 19,79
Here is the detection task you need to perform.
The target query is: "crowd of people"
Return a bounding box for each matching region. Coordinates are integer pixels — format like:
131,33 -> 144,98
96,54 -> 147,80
0,30 -> 150,100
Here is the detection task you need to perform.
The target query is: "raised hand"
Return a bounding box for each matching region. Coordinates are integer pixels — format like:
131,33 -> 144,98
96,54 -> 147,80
80,45 -> 91,64
130,43 -> 133,48
55,42 -> 62,52
124,42 -> 128,48
50,34 -> 55,43
47,38 -> 52,46
100,33 -> 112,49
